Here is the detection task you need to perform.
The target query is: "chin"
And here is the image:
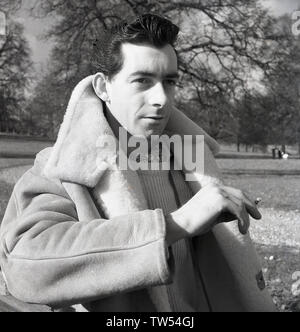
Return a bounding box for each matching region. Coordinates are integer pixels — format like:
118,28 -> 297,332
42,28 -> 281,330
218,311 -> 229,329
131,123 -> 167,138
146,128 -> 166,138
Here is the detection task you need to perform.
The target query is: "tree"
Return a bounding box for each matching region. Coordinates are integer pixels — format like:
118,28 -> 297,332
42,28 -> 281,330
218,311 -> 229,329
27,0 -> 284,136
0,0 -> 32,133
260,15 -> 300,154
235,92 -> 272,151
26,71 -> 69,138
0,0 -> 22,14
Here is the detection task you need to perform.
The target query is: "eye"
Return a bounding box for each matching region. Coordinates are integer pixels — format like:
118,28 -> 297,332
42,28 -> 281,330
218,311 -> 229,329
133,78 -> 152,85
165,79 -> 177,87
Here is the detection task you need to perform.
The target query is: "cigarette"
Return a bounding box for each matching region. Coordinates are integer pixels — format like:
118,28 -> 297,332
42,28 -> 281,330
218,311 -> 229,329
255,197 -> 262,205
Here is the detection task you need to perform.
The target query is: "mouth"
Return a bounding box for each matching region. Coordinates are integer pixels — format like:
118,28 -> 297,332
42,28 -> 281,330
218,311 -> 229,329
143,116 -> 165,121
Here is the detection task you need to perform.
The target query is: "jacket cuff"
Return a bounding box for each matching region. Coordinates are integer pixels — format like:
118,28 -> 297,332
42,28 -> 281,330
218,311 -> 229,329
152,209 -> 175,285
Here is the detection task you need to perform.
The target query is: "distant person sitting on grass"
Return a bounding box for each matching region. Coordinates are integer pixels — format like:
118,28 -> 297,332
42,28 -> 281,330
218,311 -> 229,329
0,14 -> 275,312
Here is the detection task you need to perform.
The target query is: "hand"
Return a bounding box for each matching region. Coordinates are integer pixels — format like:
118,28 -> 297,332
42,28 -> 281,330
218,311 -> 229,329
166,185 -> 262,245
213,186 -> 262,235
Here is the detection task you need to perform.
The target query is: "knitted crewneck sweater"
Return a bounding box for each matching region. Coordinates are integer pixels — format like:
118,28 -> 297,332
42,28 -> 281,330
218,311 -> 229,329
136,168 -> 210,312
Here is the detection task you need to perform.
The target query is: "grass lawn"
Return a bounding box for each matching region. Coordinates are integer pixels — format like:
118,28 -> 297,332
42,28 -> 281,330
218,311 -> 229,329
224,174 -> 300,312
0,159 -> 34,170
218,158 -> 300,172
224,175 -> 300,211
0,165 -> 32,222
0,180 -> 14,222
0,139 -> 52,156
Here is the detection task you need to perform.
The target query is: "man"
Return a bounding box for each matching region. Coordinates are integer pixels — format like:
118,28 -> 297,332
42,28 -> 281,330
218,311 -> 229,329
0,14 -> 275,312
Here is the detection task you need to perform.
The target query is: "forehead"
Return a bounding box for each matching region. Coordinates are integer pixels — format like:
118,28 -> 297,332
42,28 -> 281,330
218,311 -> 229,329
120,43 -> 178,77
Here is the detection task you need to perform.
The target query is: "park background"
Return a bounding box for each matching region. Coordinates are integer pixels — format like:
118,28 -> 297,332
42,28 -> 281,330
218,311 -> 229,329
1,0 -> 300,312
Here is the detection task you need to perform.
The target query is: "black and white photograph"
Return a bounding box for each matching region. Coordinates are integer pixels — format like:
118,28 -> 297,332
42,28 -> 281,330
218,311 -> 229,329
0,0 -> 300,314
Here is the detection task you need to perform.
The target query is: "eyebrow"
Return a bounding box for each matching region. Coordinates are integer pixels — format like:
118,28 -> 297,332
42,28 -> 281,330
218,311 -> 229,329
129,71 -> 179,79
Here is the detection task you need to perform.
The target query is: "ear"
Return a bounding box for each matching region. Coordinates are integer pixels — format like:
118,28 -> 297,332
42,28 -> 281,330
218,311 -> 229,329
93,73 -> 110,103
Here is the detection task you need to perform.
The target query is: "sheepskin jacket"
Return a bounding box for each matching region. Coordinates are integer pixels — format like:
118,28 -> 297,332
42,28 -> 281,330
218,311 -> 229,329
0,75 -> 276,312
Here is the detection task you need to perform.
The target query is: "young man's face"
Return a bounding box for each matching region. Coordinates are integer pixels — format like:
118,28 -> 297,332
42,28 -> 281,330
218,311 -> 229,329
105,43 -> 178,139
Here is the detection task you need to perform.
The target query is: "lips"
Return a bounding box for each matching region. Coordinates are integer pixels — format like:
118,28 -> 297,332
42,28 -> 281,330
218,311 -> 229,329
143,116 -> 164,120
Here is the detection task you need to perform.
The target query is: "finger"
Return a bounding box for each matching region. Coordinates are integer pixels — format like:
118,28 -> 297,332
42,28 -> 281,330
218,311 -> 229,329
223,187 -> 262,220
224,198 -> 250,235
238,204 -> 250,235
223,191 -> 252,233
243,193 -> 262,220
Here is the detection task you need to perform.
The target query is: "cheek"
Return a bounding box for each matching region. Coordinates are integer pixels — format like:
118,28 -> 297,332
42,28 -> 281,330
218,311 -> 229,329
111,94 -> 145,123
111,84 -> 141,104
124,92 -> 146,114
167,87 -> 176,102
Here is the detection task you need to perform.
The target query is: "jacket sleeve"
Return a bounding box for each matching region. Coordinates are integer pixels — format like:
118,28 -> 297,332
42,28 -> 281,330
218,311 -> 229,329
0,168 -> 173,307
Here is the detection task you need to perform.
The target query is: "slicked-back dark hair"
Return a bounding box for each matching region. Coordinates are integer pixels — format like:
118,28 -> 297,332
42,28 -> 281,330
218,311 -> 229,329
93,14 -> 180,79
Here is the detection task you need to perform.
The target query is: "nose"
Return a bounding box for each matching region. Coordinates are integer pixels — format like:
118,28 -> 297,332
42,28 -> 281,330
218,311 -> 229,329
148,82 -> 168,108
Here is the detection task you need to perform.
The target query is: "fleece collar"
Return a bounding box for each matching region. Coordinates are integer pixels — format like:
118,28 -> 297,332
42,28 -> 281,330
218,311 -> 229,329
43,75 -> 220,188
